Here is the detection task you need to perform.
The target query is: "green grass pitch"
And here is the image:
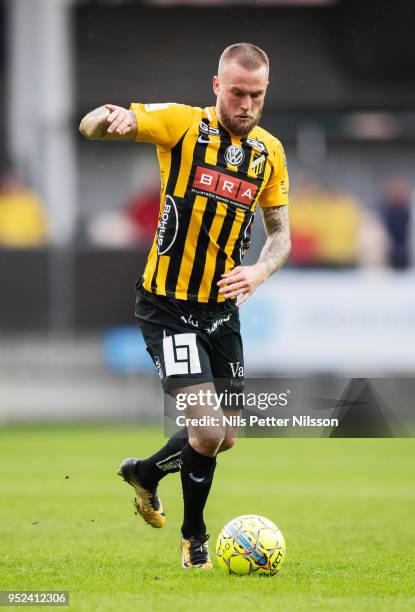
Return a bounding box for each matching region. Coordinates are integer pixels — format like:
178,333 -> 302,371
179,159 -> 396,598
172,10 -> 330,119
1,425 -> 414,611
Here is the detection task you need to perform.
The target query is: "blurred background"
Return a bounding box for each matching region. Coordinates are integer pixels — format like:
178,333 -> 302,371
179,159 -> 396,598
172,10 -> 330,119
1,0 -> 415,422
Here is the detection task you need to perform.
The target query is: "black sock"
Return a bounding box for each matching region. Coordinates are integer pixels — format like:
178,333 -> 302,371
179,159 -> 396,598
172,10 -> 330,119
135,427 -> 188,490
180,442 -> 217,539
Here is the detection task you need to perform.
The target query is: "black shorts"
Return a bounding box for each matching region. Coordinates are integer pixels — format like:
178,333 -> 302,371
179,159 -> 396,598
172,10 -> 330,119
134,279 -> 245,397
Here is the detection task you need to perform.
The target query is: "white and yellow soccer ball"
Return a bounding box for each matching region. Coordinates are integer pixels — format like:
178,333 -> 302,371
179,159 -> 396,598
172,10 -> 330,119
216,514 -> 286,576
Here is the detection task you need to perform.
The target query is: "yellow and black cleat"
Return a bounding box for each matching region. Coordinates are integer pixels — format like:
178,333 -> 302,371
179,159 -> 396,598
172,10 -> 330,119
118,458 -> 166,528
181,535 -> 212,569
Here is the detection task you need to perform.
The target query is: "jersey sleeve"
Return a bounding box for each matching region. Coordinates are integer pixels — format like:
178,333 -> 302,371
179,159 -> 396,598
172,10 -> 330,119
129,102 -> 197,149
258,139 -> 289,208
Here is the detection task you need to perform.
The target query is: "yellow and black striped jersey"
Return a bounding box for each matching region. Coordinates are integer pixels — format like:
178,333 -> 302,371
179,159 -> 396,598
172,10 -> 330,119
130,102 -> 289,303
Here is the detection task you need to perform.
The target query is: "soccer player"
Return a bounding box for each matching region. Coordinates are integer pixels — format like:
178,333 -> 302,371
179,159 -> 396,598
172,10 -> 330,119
79,42 -> 291,569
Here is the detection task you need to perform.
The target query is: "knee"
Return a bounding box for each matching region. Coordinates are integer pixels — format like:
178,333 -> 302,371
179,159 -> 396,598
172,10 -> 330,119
218,436 -> 236,453
190,431 -> 225,457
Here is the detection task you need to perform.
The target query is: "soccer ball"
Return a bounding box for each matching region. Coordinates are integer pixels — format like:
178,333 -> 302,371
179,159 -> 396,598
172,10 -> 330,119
216,514 -> 286,576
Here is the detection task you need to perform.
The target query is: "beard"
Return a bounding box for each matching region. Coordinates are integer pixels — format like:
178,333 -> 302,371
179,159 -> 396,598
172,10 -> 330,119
218,101 -> 263,137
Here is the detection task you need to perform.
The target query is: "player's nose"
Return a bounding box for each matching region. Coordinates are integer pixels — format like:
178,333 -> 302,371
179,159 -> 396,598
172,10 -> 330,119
240,96 -> 252,112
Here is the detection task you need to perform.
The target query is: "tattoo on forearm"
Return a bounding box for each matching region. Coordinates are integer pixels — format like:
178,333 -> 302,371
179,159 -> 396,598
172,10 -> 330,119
257,206 -> 291,277
88,106 -> 109,138
79,106 -> 110,140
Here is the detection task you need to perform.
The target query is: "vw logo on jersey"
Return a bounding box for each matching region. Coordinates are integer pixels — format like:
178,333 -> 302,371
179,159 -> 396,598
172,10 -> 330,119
225,145 -> 245,166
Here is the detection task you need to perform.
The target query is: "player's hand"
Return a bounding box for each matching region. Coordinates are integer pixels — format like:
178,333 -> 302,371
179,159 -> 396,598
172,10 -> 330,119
105,104 -> 137,136
217,263 -> 268,307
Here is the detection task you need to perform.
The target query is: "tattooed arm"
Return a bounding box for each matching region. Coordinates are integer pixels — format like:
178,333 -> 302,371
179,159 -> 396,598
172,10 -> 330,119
79,104 -> 137,141
257,205 -> 291,277
217,205 -> 291,306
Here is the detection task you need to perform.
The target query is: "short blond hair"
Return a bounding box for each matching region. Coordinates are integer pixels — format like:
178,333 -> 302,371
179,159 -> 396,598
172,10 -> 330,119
218,42 -> 269,75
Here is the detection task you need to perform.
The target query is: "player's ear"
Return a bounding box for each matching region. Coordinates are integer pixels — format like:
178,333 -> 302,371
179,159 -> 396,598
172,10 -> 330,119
213,75 -> 220,96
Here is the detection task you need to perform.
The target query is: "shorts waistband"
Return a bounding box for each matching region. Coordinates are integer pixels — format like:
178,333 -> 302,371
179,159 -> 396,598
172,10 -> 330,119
136,281 -> 237,320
